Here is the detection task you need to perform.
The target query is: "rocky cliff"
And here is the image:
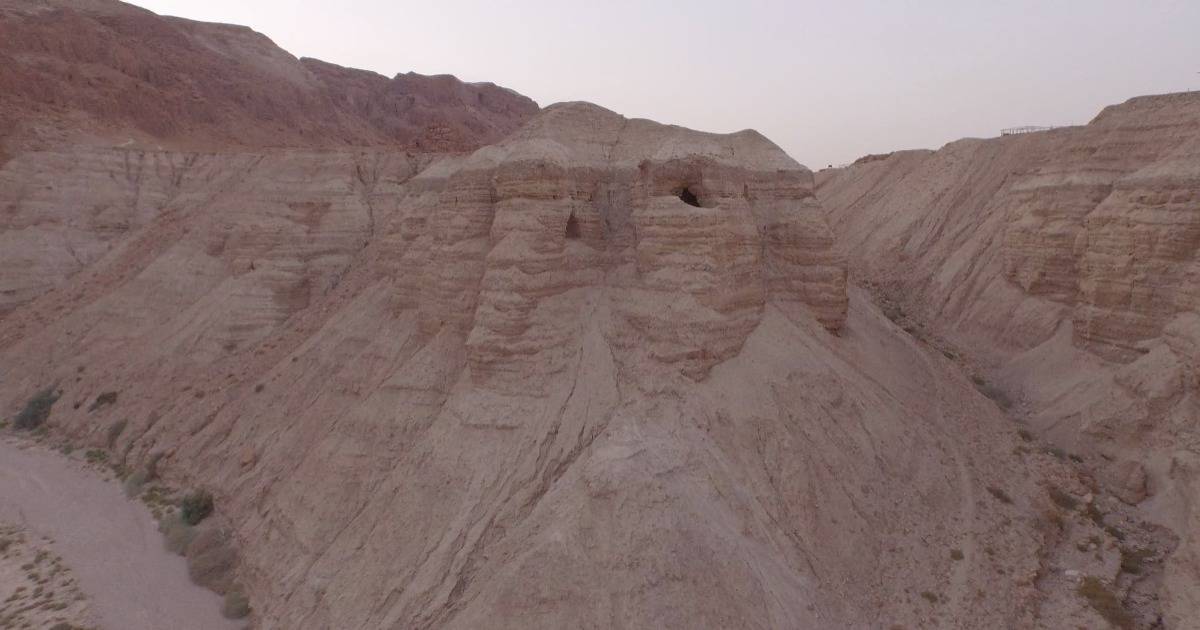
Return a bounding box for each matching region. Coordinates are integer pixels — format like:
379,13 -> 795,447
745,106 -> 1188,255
0,0 -> 538,316
817,90 -> 1200,628
1,93 -> 1062,627
0,0 -> 538,154
2,1 -> 1190,628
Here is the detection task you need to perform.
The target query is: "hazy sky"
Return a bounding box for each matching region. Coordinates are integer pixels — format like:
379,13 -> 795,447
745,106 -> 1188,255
134,0 -> 1199,168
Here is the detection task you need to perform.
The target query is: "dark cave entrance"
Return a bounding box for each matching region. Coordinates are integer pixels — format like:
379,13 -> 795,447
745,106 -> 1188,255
678,186 -> 701,207
565,212 -> 581,239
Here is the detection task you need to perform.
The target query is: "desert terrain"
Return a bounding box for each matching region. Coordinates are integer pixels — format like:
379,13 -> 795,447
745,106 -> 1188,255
0,1 -> 1196,629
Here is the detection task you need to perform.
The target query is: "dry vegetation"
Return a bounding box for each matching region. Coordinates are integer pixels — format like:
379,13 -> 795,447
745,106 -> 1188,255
0,524 -> 94,629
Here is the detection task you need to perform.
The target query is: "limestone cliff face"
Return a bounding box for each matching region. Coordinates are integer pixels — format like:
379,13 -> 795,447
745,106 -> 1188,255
817,91 -> 1200,628
818,92 -> 1200,364
411,103 -> 847,385
0,101 -> 1054,629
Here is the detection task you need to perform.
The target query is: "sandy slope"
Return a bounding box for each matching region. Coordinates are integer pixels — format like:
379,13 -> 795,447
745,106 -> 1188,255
0,439 -> 240,630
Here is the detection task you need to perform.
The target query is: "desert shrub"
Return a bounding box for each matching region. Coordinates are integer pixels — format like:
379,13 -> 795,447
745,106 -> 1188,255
14,388 -> 60,430
986,486 -> 1013,504
973,380 -> 1013,410
1078,576 -> 1132,629
123,469 -> 148,498
222,588 -> 251,619
159,513 -> 196,555
853,152 -> 894,166
87,391 -> 118,412
187,527 -> 237,592
883,303 -> 905,324
84,449 -> 108,464
180,490 -> 214,526
920,591 -> 939,604
1047,487 -> 1079,511
145,452 -> 165,481
105,419 -> 128,448
949,549 -> 964,561
110,460 -> 128,480
1119,547 -> 1153,575
1017,429 -> 1033,442
1041,508 -> 1066,533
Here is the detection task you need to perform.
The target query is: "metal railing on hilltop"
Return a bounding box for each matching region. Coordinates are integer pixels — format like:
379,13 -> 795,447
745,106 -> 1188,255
1000,125 -> 1056,136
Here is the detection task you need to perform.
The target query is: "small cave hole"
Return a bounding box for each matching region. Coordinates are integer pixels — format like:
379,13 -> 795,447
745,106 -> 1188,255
677,186 -> 701,208
565,212 -> 581,239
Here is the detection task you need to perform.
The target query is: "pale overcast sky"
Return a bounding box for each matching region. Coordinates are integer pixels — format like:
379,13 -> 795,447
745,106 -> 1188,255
133,0 -> 1200,168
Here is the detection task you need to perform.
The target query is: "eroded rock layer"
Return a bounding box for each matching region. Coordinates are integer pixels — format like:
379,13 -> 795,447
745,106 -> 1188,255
0,0 -> 538,153
817,91 -> 1200,628
0,98 -> 1056,629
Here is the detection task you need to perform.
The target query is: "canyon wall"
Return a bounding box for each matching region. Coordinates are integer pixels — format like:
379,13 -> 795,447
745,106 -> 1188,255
0,100 -> 1060,629
3,1 -> 1192,627
817,91 -> 1200,627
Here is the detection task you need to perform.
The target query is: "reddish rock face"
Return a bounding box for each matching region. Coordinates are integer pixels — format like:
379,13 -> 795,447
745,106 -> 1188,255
0,0 -> 538,153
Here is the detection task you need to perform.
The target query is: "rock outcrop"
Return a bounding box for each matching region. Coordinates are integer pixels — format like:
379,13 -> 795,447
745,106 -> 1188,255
817,90 -> 1200,628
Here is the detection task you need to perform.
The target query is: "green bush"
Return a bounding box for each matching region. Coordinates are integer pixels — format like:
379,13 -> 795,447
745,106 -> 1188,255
188,528 -> 237,592
180,490 -> 214,526
159,513 -> 196,555
14,388 -> 60,430
222,589 -> 251,619
123,469 -> 148,498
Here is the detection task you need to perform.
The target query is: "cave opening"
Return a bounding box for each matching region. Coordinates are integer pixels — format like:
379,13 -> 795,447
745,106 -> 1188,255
565,212 -> 581,239
678,186 -> 701,208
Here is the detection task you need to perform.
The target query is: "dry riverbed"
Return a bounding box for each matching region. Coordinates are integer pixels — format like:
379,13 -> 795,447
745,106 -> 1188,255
0,438 -> 242,630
